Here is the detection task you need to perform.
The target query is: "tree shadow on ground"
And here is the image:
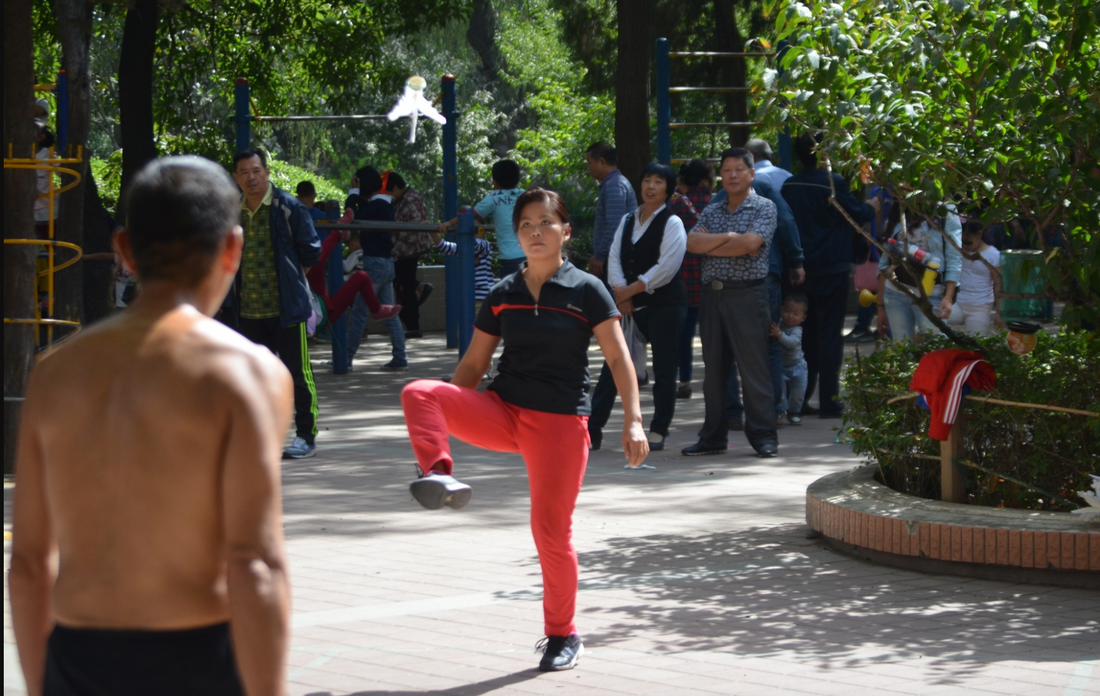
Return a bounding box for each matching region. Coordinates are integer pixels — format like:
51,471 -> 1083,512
302,668 -> 541,696
576,523 -> 1099,685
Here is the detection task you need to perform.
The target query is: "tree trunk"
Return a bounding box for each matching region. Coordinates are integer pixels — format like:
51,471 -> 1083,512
466,0 -> 502,83
82,173 -> 119,326
614,0 -> 653,193
53,0 -> 94,332
119,0 -> 160,196
4,0 -> 39,475
713,0 -> 750,148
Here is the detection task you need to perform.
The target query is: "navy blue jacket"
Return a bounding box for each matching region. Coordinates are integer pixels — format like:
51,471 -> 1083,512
710,180 -> 803,278
227,185 -> 322,327
780,167 -> 875,277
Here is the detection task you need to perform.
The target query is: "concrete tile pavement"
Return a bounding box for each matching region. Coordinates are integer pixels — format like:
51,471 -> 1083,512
4,333 -> 1099,695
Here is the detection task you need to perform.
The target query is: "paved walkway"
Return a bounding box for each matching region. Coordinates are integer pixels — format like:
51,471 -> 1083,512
5,333 -> 1098,695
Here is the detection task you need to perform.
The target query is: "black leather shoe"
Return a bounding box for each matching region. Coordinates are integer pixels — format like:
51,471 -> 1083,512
756,442 -> 778,458
799,405 -> 820,416
681,441 -> 726,456
589,430 -> 602,451
819,409 -> 845,419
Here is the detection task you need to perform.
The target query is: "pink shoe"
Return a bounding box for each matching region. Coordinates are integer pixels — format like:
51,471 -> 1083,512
371,304 -> 402,321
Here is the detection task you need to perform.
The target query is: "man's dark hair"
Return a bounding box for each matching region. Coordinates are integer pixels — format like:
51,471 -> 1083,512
296,181 -> 317,198
794,132 -> 819,169
125,156 -> 240,286
586,142 -> 617,166
718,147 -> 754,171
640,161 -> 677,200
744,138 -> 774,161
785,291 -> 809,309
678,158 -> 714,189
492,160 -> 521,189
232,147 -> 267,170
355,165 -> 382,194
38,127 -> 56,149
386,171 -> 407,191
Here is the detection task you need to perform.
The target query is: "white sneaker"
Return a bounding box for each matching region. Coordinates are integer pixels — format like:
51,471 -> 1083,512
283,437 -> 317,459
410,472 -> 472,510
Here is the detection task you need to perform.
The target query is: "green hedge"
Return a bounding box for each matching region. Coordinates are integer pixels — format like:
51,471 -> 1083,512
841,331 -> 1099,512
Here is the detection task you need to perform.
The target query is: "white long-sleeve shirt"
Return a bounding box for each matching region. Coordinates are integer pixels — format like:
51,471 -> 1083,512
608,204 -> 688,293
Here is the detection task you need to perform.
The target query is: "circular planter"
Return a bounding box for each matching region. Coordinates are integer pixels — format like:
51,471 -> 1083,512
806,465 -> 1100,589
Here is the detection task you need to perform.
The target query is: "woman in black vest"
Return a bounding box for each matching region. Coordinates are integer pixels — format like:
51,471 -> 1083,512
589,162 -> 688,452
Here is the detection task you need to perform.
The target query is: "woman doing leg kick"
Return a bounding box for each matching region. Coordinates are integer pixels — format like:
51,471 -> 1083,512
401,188 -> 649,672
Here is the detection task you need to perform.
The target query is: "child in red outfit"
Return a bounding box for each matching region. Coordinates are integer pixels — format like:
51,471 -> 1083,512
306,230 -> 400,322
401,188 -> 649,673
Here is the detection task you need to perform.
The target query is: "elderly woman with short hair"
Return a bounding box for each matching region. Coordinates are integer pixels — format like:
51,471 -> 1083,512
589,161 -> 689,452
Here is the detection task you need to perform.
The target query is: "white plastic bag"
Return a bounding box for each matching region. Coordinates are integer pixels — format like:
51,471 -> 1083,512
621,314 -> 648,383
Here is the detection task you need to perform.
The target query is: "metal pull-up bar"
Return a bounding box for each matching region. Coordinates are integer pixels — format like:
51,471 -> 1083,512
669,51 -> 773,57
253,115 -> 389,123
656,38 -> 771,164
656,37 -> 792,171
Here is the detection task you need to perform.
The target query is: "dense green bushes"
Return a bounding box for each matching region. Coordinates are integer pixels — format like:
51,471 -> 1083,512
841,331 -> 1099,512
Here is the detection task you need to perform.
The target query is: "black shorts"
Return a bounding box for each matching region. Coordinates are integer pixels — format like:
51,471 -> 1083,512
44,622 -> 245,696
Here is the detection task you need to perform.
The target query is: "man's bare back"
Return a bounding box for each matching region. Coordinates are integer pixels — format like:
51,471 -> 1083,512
19,301 -> 290,629
9,156 -> 293,696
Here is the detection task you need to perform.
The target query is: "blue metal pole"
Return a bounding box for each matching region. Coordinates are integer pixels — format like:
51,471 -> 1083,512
656,38 -> 671,165
234,78 -> 251,152
775,41 -> 793,173
456,208 -> 476,357
442,74 -> 459,349
324,206 -> 348,375
57,70 -> 69,152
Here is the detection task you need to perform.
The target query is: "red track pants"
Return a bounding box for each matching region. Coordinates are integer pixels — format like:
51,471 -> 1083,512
401,379 -> 590,637
327,271 -> 381,322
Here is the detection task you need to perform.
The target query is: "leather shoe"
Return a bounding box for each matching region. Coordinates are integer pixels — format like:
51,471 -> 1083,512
799,405 -> 820,416
589,430 -> 602,451
681,441 -> 726,456
756,442 -> 778,458
819,409 -> 845,419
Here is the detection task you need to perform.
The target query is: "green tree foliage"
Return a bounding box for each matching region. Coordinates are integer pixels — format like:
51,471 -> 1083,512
758,0 -> 1100,328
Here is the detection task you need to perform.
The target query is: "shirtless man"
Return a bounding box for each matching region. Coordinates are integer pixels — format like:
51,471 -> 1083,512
9,156 -> 292,696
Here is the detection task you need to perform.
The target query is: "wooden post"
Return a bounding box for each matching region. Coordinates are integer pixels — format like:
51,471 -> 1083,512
940,418 -> 966,503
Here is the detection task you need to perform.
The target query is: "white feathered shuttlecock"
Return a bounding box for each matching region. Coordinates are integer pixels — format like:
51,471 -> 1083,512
1070,474 -> 1100,522
386,76 -> 446,144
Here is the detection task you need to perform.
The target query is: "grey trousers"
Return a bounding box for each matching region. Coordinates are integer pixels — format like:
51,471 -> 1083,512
698,283 -> 778,451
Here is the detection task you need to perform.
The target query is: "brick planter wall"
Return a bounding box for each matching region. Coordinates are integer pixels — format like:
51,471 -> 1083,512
807,466 -> 1100,588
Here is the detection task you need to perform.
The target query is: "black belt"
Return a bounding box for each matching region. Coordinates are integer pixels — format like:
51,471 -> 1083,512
707,278 -> 765,290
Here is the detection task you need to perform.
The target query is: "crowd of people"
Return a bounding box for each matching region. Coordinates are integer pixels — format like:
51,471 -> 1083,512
11,130 -> 1022,693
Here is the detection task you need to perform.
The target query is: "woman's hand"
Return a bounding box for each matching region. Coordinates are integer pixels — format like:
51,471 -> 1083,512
937,296 -> 954,319
622,421 -> 649,468
612,285 -> 635,305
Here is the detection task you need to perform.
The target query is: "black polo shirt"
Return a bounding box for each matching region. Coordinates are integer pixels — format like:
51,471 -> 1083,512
475,260 -> 620,415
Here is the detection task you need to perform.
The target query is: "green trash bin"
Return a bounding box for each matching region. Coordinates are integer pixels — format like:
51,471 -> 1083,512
999,250 -> 1046,322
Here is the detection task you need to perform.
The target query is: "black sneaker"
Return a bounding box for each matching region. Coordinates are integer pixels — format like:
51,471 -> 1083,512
409,472 -> 472,510
844,326 -> 875,343
537,634 -> 584,672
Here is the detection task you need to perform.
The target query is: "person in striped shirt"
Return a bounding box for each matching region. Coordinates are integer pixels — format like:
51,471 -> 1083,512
431,231 -> 497,301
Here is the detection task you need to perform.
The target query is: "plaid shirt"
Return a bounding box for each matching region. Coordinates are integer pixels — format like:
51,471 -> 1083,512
673,185 -> 711,306
240,187 -> 280,319
697,190 -> 776,283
